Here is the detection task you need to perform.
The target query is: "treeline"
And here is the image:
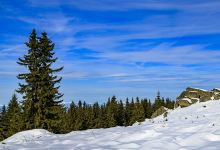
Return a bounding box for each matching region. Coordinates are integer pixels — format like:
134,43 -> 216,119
0,93 -> 174,141
65,94 -> 174,131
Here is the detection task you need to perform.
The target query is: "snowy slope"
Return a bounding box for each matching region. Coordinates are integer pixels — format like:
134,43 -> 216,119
1,100 -> 220,150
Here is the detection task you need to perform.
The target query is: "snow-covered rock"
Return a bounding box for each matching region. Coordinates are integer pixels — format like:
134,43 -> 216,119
2,101 -> 220,149
151,106 -> 168,118
175,87 -> 220,107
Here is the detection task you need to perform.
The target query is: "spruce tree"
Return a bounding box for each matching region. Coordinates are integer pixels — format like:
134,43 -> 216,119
5,94 -> 22,137
75,100 -> 86,130
98,104 -> 108,128
131,97 -> 145,123
141,98 -> 149,118
106,96 -> 117,127
17,29 -> 39,129
116,100 -> 125,126
129,98 -> 135,125
92,102 -> 101,128
0,105 -> 7,141
35,32 -> 64,132
67,101 -> 77,132
17,30 -> 64,132
124,98 -> 131,126
147,100 -> 153,118
153,91 -> 162,111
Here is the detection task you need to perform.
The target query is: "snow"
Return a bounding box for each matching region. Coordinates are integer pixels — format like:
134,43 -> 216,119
181,97 -> 192,103
189,90 -> 198,93
193,88 -> 208,92
2,100 -> 220,150
213,88 -> 220,91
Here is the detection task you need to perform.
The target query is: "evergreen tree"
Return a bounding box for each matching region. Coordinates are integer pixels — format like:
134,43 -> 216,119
92,102 -> 101,128
35,32 -> 64,132
67,101 -> 76,131
153,91 -> 162,111
98,104 -> 108,128
165,98 -> 175,109
75,100 -> 87,130
129,98 -> 135,125
5,94 -> 22,137
17,29 -> 39,129
131,97 -> 145,123
106,96 -> 117,127
124,98 -> 131,126
141,98 -> 149,118
116,100 -> 125,126
17,30 -> 64,132
147,100 -> 153,118
0,105 -> 7,141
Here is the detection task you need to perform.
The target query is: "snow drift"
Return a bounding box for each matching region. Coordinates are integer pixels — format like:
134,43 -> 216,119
1,100 -> 220,150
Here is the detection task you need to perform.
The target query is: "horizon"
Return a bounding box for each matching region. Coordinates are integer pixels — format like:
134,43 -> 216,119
1,0 -> 220,105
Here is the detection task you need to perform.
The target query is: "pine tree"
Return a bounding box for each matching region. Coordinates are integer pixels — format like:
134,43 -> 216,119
106,96 -> 117,127
17,30 -> 64,132
153,91 -> 162,111
141,98 -> 149,118
5,94 -> 23,137
92,102 -> 101,128
0,105 -> 7,141
17,29 -> 39,129
131,97 -> 145,123
36,32 -> 64,132
129,98 -> 135,125
165,98 -> 175,109
147,100 -> 153,118
116,100 -> 124,126
98,104 -> 108,128
124,98 -> 131,126
67,101 -> 77,132
75,100 -> 87,130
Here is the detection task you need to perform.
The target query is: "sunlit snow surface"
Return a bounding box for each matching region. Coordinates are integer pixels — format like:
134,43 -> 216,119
1,100 -> 220,150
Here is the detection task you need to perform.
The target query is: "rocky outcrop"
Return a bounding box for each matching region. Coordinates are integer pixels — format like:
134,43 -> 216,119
151,106 -> 168,118
175,87 -> 220,108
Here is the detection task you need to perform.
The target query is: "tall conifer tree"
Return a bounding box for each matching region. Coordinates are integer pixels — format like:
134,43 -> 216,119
35,32 -> 64,132
17,30 -> 64,132
0,105 -> 7,141
5,94 -> 22,137
17,29 -> 39,129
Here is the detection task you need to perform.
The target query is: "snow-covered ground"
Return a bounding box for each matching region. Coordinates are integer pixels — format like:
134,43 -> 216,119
1,100 -> 220,150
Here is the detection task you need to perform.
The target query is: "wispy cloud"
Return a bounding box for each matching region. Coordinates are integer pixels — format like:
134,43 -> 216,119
1,0 -> 220,104
27,0 -> 220,12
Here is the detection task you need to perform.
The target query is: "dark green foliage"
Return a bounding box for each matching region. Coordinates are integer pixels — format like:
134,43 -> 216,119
124,98 -> 132,126
5,94 -> 23,137
116,100 -> 125,126
1,91 -> 175,140
66,101 -> 77,132
106,96 -> 117,127
130,97 -> 145,123
17,30 -> 39,129
64,93 -> 175,131
17,29 -> 64,132
0,105 -> 7,141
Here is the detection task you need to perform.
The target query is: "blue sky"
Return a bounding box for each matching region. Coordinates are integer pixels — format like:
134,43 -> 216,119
1,0 -> 220,105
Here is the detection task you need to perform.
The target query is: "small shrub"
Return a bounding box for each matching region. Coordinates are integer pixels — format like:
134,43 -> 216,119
163,112 -> 168,118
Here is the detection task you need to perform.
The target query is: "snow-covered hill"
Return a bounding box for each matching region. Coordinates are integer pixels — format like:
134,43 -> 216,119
1,100 -> 220,150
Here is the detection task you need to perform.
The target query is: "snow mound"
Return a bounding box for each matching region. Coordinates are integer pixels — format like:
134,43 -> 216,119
2,129 -> 53,144
2,100 -> 220,150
